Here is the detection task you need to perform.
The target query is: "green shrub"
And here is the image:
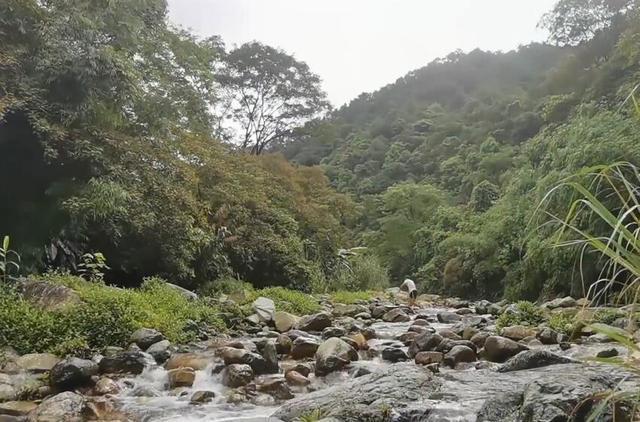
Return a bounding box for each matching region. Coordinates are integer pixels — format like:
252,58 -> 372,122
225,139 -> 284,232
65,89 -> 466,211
198,276 -> 253,296
594,308 -> 622,325
548,312 -> 574,335
245,286 -> 320,315
0,275 -> 226,355
327,254 -> 389,292
330,290 -> 376,304
496,301 -> 545,330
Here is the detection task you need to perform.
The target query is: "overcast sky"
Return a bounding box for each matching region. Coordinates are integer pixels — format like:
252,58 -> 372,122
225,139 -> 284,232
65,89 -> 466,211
168,0 -> 558,107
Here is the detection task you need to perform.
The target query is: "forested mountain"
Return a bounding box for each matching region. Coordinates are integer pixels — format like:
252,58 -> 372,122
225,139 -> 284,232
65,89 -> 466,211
285,1 -> 640,300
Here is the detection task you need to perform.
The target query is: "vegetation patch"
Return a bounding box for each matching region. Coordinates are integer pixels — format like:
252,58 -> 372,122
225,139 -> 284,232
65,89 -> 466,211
330,290 -> 377,305
496,301 -> 546,330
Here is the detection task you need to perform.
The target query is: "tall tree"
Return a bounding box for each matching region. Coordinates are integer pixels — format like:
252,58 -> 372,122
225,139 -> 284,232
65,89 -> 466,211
539,0 -> 636,46
218,42 -> 330,155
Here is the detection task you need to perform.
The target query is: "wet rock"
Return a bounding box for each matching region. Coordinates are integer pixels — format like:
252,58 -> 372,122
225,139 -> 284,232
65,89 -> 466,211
28,391 -> 85,422
444,345 -> 476,367
257,377 -> 294,400
483,336 -> 529,363
559,342 -> 572,351
332,304 -> 367,317
382,308 -> 411,323
462,326 -> 479,340
146,340 -> 171,364
190,390 -> 215,404
131,385 -> 161,397
93,378 -> 120,396
274,311 -> 298,333
165,352 -> 213,370
285,370 -> 310,386
501,325 -> 537,341
354,312 -> 371,320
275,334 -> 293,355
284,363 -> 312,378
476,391 -> 523,421
370,305 -> 388,319
407,325 -> 429,334
347,333 -> 367,350
0,401 -> 37,417
339,336 -> 359,351
537,327 -> 559,345
437,312 -> 462,323
382,347 -> 409,363
498,350 -> 574,372
16,354 -> 60,373
17,280 -> 81,311
587,333 -> 614,343
349,366 -> 372,378
168,367 -> 196,388
542,296 -> 576,309
49,358 -> 98,392
397,332 -> 419,345
361,327 -> 376,340
470,332 -> 490,349
456,308 -> 474,315
262,340 -> 279,374
222,364 -> 253,388
315,338 -> 358,376
130,328 -> 164,350
408,333 -> 443,357
322,326 -> 346,339
221,347 -> 270,375
597,348 -> 619,358
98,351 -> 149,375
438,328 -> 462,340
274,363 -> 441,421
291,337 -> 321,359
253,297 -> 276,322
296,312 -> 332,332
415,351 -> 443,365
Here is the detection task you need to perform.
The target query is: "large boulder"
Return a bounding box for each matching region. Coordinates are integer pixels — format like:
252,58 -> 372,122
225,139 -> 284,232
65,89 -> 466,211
408,333 -> 443,357
17,280 -> 80,311
165,352 -> 215,370
414,351 -> 443,366
444,345 -> 476,367
382,308 -> 411,323
27,392 -> 85,422
253,297 -> 276,322
146,340 -> 171,364
296,313 -> 332,332
220,347 -> 270,375
542,296 -> 576,309
98,351 -> 150,375
483,336 -> 528,363
381,347 -> 409,363
49,358 -> 98,392
274,312 -> 298,333
537,328 -> 559,345
221,364 -> 253,388
315,338 -> 358,376
257,377 -> 294,400
437,311 -> 462,323
16,354 -> 60,373
275,334 -> 293,355
168,368 -> 196,388
498,350 -> 575,373
500,325 -> 537,341
322,326 -> 346,339
291,337 -> 321,359
130,328 -> 164,350
0,401 -> 38,417
274,363 -> 441,421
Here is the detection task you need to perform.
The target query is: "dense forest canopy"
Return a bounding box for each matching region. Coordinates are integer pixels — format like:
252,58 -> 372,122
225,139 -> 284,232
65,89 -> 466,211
2,0 -> 640,301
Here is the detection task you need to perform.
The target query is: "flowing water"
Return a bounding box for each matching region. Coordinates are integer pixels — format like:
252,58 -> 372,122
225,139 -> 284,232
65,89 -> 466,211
112,306 -> 632,421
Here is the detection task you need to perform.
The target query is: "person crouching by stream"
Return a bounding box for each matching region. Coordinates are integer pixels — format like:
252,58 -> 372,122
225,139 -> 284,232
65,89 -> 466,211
400,278 -> 418,307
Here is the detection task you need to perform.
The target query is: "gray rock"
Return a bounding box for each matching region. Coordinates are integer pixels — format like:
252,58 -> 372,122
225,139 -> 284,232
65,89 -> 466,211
262,340 -> 279,374
98,351 -> 150,374
253,297 -> 276,322
146,340 -> 171,363
315,338 -> 358,376
382,347 -> 409,362
274,311 -> 298,333
382,308 -> 411,322
408,333 -> 443,357
190,390 -> 215,404
596,348 -> 619,358
437,312 -> 462,323
274,363 -> 441,421
130,328 -> 164,350
444,345 -> 477,367
483,336 -> 529,363
16,353 -> 60,373
275,333 -> 293,355
321,326 -> 346,339
537,328 -> 559,345
222,364 -> 253,388
49,358 -> 98,391
498,350 -> 574,372
296,312 -> 332,332
290,337 -> 321,359
28,391 -> 85,422
542,296 -> 576,309
17,280 -> 81,311
332,304 -> 368,317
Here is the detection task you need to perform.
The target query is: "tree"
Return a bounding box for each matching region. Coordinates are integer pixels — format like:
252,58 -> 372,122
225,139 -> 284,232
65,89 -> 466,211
539,0 -> 635,46
218,42 -> 330,155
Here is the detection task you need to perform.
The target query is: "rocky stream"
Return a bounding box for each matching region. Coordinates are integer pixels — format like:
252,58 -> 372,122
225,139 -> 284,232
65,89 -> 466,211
1,289 -> 638,421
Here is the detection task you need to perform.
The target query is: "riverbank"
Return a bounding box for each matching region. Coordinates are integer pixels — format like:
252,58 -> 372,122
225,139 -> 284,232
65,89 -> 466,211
0,277 -> 638,421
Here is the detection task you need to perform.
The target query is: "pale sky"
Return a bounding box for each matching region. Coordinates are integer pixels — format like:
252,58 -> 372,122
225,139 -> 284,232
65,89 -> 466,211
168,0 -> 558,107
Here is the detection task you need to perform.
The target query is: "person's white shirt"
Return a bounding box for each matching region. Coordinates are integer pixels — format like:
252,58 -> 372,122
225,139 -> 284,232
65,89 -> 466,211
400,278 -> 416,293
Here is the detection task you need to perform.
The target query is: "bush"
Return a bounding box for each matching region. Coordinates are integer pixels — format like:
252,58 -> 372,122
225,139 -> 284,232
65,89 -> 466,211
548,312 -> 574,335
0,275 -> 226,355
496,301 -> 545,330
245,287 -> 321,315
330,290 -> 376,304
328,254 -> 389,292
